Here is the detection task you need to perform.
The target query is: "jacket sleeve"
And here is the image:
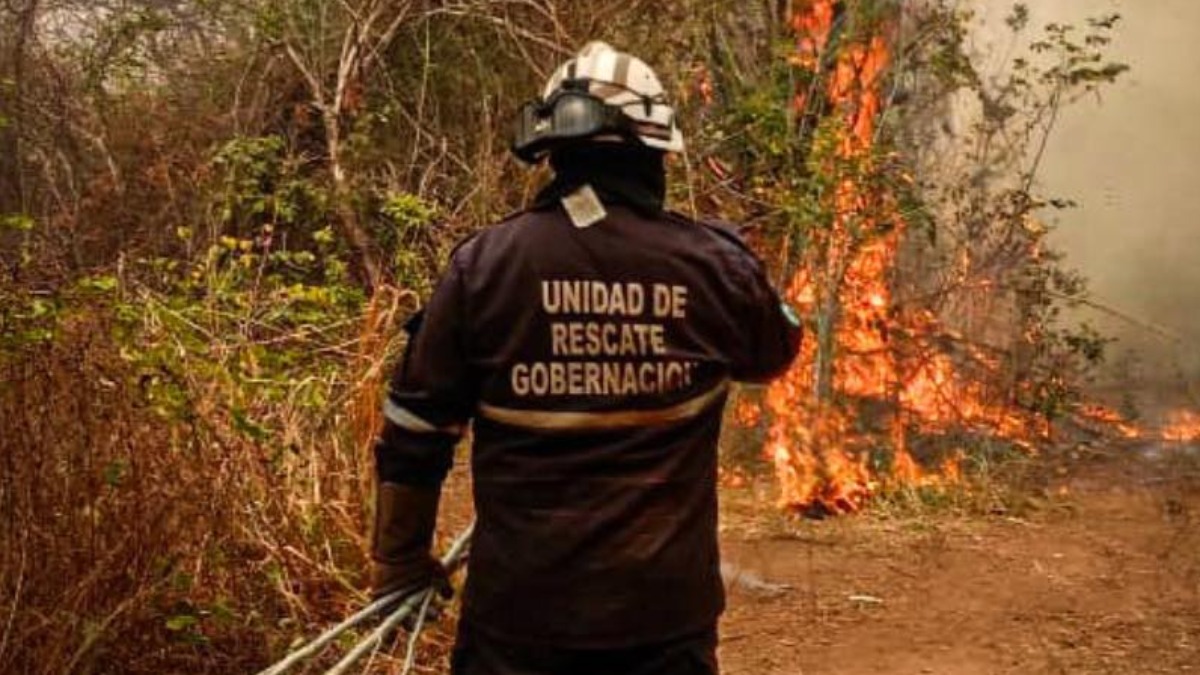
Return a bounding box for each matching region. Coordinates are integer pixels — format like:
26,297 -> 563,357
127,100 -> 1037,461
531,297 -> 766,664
375,255 -> 477,487
726,248 -> 802,384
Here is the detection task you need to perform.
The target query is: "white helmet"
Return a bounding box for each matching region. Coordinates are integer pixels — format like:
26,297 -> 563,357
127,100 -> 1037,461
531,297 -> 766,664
513,41 -> 685,162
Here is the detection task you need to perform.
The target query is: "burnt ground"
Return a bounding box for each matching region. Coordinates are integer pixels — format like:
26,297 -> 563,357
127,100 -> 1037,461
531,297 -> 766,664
717,446 -> 1200,675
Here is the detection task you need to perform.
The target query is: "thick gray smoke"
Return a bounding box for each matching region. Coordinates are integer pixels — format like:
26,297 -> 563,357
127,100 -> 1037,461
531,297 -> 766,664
973,0 -> 1200,405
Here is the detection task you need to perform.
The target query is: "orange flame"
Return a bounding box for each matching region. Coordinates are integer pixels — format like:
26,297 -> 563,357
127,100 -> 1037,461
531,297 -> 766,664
1073,404 -> 1200,444
1161,409 -> 1200,443
1077,404 -> 1142,440
755,1 -> 1043,514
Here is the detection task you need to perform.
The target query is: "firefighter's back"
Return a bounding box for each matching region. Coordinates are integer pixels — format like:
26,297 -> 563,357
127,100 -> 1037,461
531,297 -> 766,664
453,202 -> 794,647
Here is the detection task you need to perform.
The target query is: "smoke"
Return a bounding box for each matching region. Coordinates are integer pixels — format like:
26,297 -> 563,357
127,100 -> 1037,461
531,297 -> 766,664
973,0 -> 1200,404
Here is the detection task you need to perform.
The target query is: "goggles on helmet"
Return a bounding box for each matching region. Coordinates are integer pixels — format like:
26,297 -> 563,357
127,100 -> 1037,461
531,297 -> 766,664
512,79 -> 647,164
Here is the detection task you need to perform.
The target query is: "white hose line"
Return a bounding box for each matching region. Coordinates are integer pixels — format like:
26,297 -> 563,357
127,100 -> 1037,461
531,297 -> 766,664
323,524 -> 475,675
401,591 -> 436,675
254,589 -> 409,675
254,522 -> 475,675
324,589 -> 431,675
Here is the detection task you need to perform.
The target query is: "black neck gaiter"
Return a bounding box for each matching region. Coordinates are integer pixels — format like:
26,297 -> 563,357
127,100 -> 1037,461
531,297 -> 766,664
534,143 -> 667,217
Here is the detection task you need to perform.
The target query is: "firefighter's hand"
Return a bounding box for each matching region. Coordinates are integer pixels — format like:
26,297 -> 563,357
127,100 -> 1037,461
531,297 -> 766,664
371,553 -> 453,603
372,555 -> 453,635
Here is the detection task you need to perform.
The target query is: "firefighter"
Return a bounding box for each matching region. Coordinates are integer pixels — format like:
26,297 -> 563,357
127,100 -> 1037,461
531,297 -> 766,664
371,41 -> 801,675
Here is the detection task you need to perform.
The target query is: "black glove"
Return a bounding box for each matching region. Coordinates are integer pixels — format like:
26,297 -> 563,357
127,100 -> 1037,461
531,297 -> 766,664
370,482 -> 453,601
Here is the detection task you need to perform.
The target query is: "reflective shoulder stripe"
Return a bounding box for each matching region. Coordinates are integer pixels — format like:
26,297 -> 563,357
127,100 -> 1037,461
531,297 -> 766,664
477,381 -> 730,432
383,399 -> 464,436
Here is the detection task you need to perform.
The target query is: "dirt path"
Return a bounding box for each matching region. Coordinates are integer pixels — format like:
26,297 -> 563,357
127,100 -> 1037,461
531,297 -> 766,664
717,450 -> 1200,675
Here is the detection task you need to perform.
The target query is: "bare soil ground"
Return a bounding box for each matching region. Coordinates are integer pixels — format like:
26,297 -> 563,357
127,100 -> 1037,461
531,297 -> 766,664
414,445 -> 1199,674
717,447 -> 1200,675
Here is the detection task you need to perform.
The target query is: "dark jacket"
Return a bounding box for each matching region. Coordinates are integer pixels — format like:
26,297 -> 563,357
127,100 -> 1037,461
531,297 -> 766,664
376,189 -> 800,648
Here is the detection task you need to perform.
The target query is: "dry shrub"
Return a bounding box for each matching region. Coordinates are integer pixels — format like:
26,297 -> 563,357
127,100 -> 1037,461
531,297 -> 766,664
0,285 -> 408,673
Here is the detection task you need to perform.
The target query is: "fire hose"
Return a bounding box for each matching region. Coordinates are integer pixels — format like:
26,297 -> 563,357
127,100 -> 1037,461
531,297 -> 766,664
255,523 -> 474,675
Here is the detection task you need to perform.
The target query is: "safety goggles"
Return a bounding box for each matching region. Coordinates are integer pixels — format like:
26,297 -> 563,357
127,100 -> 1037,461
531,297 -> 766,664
512,83 -> 639,164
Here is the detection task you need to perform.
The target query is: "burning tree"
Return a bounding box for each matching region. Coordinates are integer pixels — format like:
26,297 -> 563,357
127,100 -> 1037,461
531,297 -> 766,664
705,0 -> 1127,515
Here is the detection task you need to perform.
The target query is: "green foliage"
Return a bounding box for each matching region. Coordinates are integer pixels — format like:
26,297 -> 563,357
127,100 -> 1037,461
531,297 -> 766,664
380,192 -> 439,295
211,136 -> 329,235
123,230 -> 365,435
1,213 -> 34,232
78,275 -> 119,293
0,293 -> 59,352
1030,16 -> 1130,93
100,130 -> 368,446
381,192 -> 437,231
102,460 -> 128,488
164,614 -> 198,632
0,78 -> 9,131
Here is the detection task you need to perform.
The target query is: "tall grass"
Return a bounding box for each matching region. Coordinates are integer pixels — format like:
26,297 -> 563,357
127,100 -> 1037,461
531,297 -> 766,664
0,284 -> 408,673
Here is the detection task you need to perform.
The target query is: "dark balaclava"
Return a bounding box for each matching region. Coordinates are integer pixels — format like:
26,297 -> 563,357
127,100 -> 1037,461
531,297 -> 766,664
534,141 -> 667,217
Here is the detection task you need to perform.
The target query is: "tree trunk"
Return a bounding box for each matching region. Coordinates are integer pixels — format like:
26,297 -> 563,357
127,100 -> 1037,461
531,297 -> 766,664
813,287 -> 840,403
3,0 -> 39,212
323,112 -> 382,290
